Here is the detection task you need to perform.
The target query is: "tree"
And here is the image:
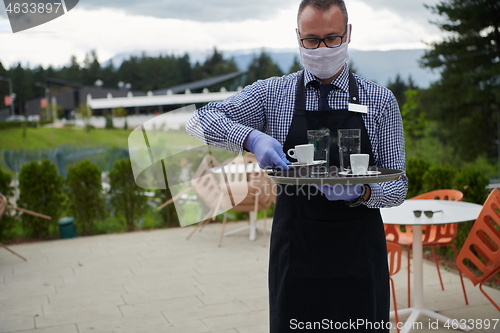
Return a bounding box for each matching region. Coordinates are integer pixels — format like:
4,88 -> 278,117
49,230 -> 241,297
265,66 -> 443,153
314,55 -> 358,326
100,60 -> 116,89
0,50 -> 246,113
77,103 -> 91,118
66,160 -> 106,235
347,60 -> 360,76
60,55 -> 82,83
108,158 -> 147,231
76,103 -> 93,132
104,109 -> 114,129
41,103 -> 63,122
422,164 -> 457,193
401,89 -> 429,156
0,167 -> 14,240
245,51 -> 283,85
386,74 -> 418,108
420,0 -> 500,162
112,106 -> 128,130
405,157 -> 431,198
289,56 -> 302,73
17,159 -> 64,238
82,50 -> 101,86
0,167 -> 13,199
10,63 -> 34,116
192,48 -> 239,82
0,62 -> 9,110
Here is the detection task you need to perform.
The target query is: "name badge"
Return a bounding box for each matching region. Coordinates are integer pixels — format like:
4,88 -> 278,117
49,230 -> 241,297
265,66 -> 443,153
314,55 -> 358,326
348,103 -> 368,114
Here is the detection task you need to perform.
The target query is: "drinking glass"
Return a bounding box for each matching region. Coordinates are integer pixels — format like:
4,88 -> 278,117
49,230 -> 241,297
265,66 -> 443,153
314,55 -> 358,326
337,129 -> 361,172
307,129 -> 330,176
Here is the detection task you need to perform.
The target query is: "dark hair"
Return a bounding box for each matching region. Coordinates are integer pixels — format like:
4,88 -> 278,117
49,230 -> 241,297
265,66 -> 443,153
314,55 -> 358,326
297,0 -> 348,25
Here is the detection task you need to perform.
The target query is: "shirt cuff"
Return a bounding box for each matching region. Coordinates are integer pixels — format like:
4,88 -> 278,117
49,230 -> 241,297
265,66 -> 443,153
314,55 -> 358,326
364,183 -> 383,207
226,123 -> 255,154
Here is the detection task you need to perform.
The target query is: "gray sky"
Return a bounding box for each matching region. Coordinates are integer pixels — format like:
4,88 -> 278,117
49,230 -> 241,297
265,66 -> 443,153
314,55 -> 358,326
0,0 -> 444,68
67,0 -> 439,24
77,0 -> 289,22
366,0 -> 438,21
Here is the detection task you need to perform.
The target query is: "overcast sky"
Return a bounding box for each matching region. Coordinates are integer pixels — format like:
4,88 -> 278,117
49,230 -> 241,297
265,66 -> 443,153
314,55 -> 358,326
0,0 -> 444,69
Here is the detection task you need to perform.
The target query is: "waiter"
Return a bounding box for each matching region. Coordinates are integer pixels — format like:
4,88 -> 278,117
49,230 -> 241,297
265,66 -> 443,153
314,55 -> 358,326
186,0 -> 408,331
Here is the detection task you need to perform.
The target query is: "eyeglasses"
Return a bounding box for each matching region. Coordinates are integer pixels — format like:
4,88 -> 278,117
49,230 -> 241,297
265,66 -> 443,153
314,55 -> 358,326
298,28 -> 348,49
413,210 -> 443,218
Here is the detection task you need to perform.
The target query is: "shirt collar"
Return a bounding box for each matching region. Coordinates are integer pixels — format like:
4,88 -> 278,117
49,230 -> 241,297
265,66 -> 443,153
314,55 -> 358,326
303,64 -> 350,93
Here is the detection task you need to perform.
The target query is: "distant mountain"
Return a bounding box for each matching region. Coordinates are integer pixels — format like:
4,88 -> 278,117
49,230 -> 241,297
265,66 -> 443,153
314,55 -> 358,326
103,48 -> 440,88
349,49 -> 440,88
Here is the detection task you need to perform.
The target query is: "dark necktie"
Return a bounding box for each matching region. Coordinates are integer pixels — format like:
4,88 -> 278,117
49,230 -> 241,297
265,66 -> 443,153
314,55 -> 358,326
318,84 -> 333,111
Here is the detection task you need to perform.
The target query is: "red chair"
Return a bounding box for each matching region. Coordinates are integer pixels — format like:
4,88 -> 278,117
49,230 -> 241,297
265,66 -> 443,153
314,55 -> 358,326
385,189 -> 467,307
387,241 -> 403,333
456,188 -> 500,311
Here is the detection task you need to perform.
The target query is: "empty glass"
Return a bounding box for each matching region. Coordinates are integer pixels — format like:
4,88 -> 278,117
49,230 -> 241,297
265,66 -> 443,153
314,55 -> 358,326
337,129 -> 361,172
307,129 -> 330,176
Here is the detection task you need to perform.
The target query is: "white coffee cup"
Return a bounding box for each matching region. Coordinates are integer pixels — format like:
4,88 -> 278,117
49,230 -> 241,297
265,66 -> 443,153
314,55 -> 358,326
288,144 -> 314,164
350,154 -> 369,175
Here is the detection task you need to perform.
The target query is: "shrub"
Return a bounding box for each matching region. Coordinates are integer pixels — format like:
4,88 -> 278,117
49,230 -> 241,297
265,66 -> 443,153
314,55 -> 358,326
0,121 -> 37,130
0,166 -> 14,198
39,120 -> 52,126
104,110 -> 114,129
406,157 -> 431,198
420,164 -> 489,255
66,160 -> 106,235
453,166 -> 489,204
17,159 -> 64,238
0,167 -> 15,240
422,164 -> 457,193
111,106 -> 128,130
108,158 -> 147,231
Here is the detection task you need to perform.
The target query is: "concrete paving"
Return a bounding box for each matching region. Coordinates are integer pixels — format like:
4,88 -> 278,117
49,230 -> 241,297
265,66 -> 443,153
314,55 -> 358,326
0,220 -> 499,333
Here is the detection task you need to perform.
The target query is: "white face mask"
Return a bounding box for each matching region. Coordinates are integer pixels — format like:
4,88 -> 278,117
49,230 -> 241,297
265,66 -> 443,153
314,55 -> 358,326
297,24 -> 351,79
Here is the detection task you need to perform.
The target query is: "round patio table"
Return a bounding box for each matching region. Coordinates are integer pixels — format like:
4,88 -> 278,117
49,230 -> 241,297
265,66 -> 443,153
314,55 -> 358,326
380,200 -> 483,333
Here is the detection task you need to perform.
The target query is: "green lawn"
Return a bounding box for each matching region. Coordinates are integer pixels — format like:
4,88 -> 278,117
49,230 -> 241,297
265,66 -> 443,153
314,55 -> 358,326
0,126 -> 203,150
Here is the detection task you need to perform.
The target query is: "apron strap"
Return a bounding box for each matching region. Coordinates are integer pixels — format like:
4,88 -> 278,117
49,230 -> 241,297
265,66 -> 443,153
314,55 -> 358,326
295,70 -> 306,111
348,71 -> 360,104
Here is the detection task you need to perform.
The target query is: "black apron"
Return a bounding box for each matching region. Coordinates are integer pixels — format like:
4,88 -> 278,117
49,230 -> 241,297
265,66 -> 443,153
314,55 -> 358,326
269,71 -> 390,332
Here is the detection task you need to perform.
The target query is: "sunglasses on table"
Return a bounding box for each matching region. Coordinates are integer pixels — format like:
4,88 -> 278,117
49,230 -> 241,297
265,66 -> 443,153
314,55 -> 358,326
413,210 -> 443,218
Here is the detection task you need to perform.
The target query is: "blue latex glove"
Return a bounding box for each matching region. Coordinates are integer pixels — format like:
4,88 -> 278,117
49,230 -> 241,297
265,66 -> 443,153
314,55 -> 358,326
314,184 -> 363,201
246,130 -> 290,170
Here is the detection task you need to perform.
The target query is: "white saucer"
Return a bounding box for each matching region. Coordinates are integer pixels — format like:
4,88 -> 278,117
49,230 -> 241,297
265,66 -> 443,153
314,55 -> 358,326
289,160 -> 326,167
339,170 -> 381,176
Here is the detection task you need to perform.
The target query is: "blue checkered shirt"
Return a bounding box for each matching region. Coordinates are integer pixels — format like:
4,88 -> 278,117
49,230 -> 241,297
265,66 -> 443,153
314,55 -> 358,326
186,65 -> 408,208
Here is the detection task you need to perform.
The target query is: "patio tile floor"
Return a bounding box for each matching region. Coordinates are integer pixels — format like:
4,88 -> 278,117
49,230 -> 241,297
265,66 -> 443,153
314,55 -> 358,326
0,220 -> 499,333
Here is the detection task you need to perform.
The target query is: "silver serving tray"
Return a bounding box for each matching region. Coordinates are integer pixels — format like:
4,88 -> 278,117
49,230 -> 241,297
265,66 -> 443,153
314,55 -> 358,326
267,167 -> 405,185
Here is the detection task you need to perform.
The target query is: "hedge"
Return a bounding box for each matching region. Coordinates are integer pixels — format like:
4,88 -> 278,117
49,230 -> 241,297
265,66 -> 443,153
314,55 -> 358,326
66,160 -> 106,235
17,159 -> 64,238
